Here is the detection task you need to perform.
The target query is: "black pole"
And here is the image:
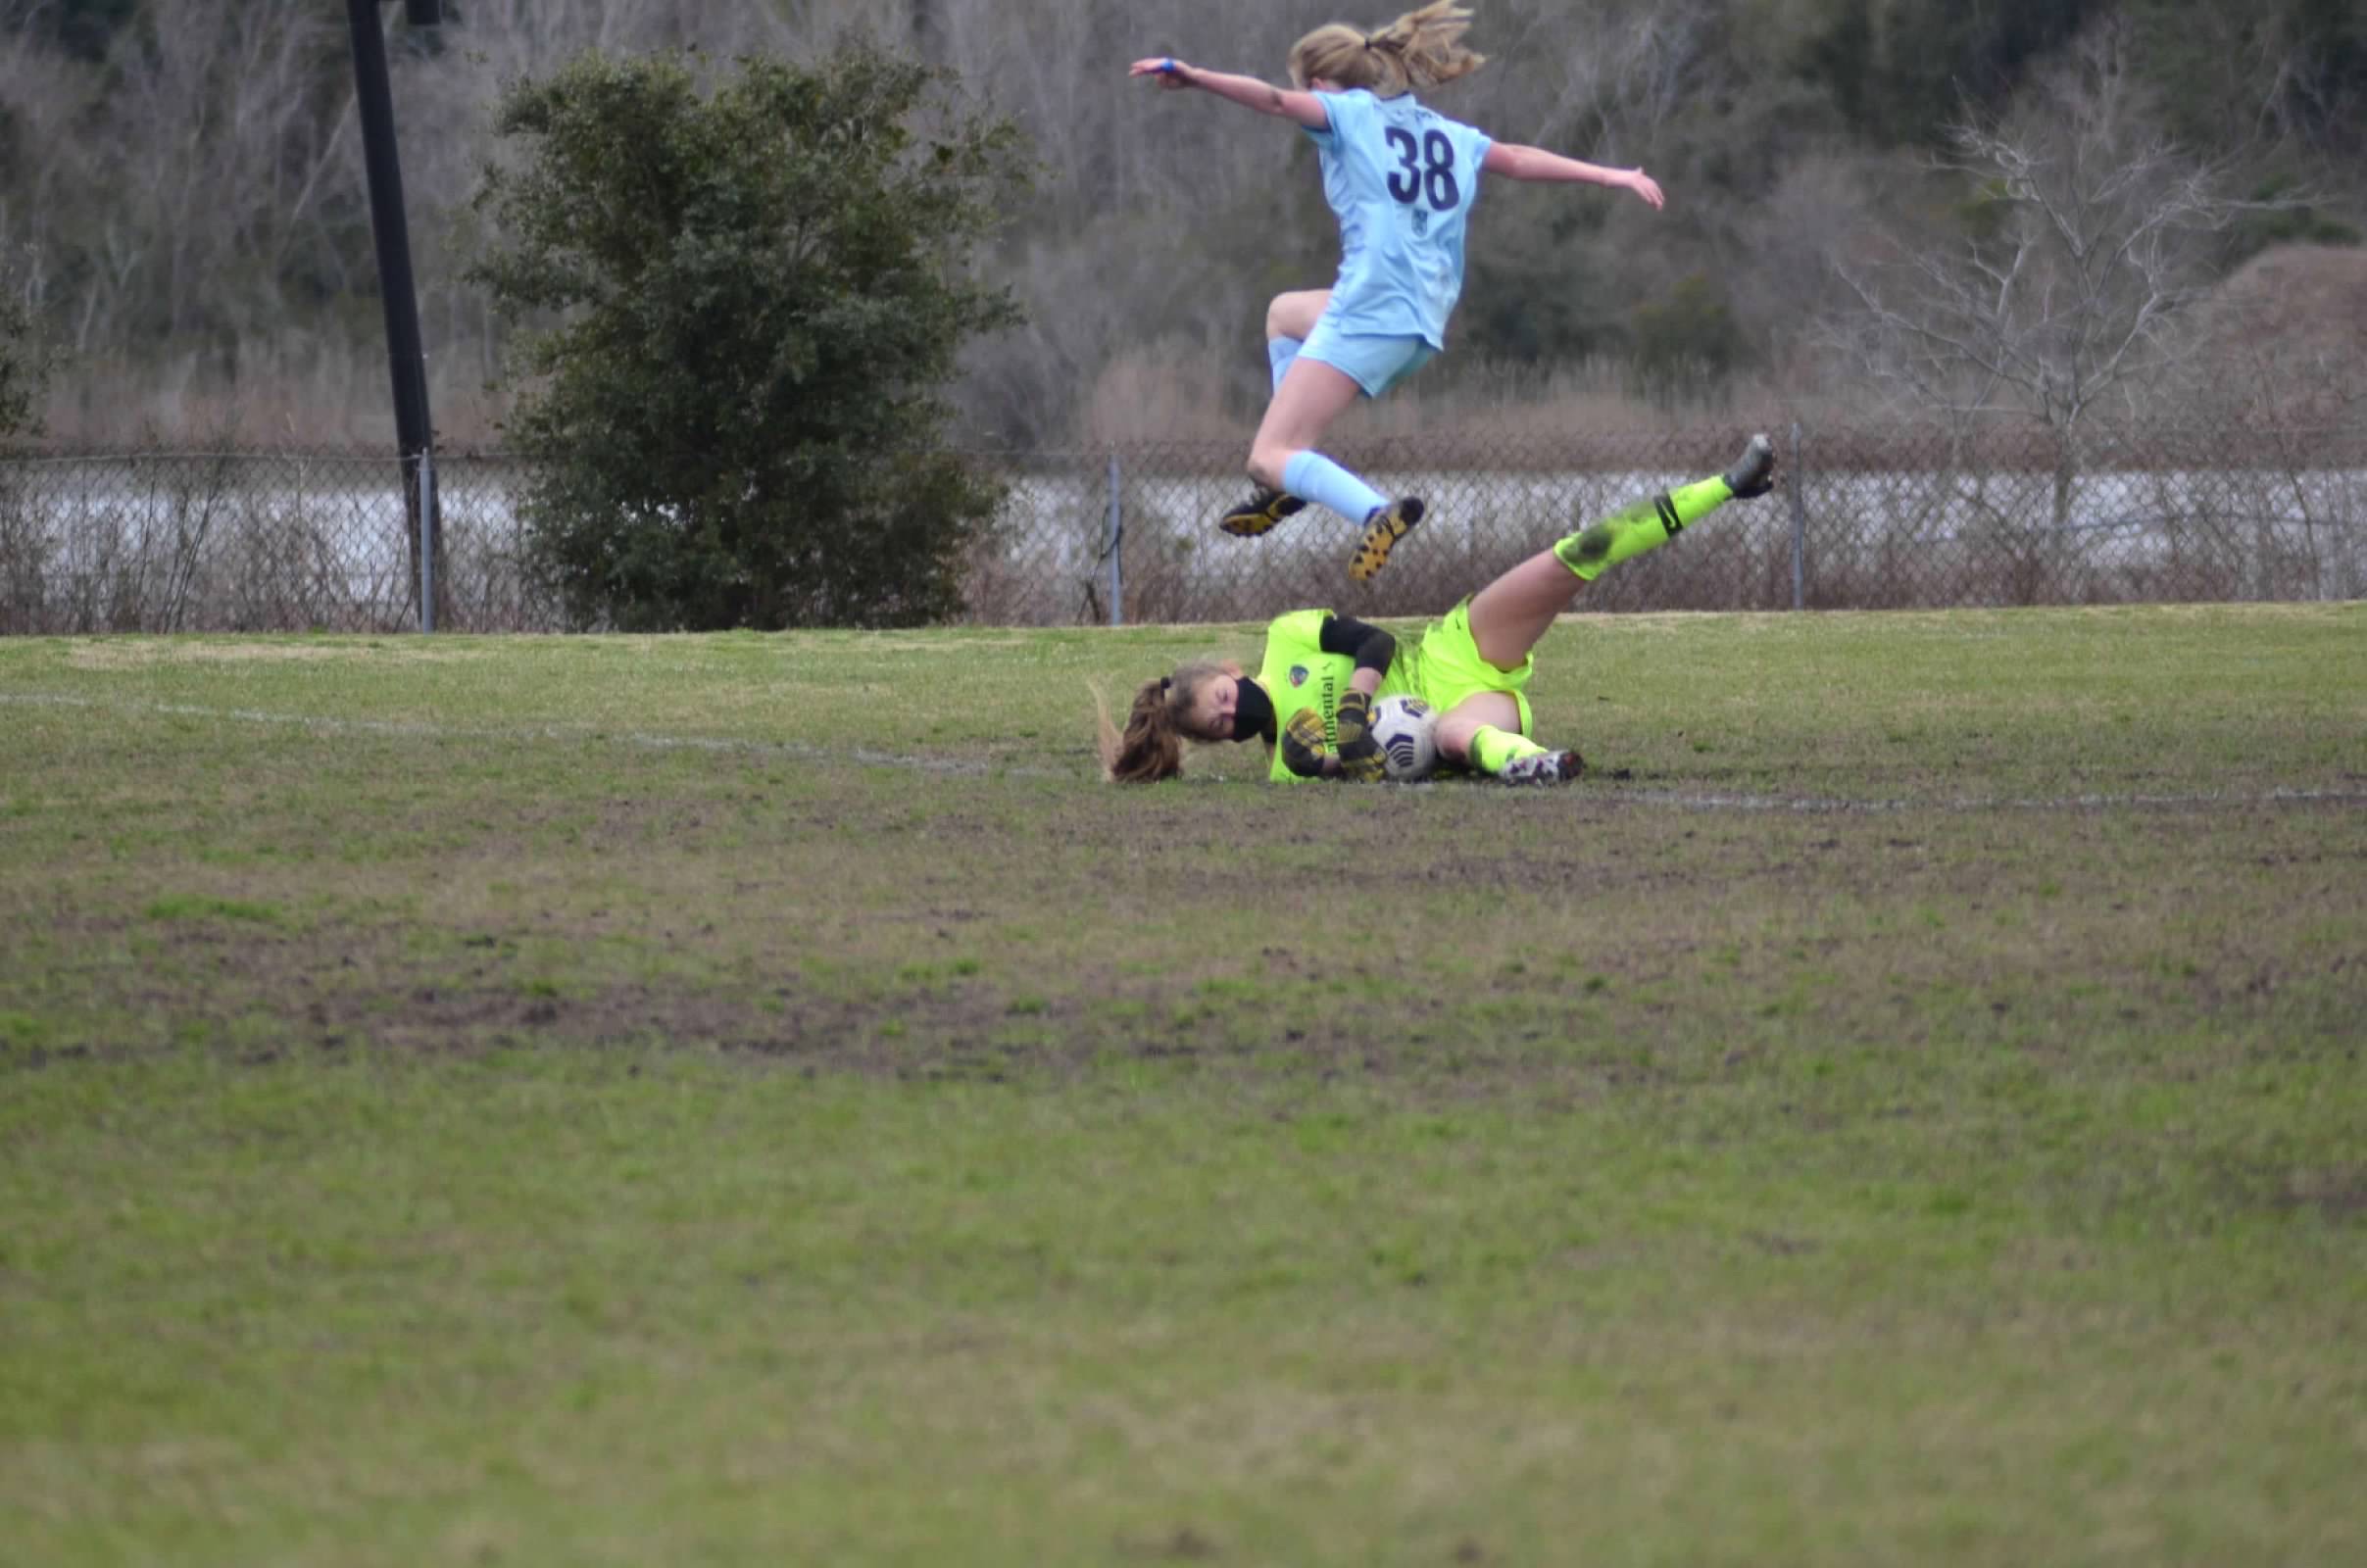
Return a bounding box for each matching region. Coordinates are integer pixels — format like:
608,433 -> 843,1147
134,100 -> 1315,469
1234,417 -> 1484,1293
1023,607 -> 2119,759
346,0 -> 438,624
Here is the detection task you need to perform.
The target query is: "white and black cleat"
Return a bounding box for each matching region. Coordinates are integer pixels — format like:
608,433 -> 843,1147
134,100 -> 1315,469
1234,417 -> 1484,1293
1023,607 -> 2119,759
1499,749 -> 1585,786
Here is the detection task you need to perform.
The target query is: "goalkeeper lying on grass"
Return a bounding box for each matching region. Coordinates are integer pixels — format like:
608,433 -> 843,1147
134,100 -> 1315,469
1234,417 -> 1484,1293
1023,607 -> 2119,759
1096,434 -> 1776,785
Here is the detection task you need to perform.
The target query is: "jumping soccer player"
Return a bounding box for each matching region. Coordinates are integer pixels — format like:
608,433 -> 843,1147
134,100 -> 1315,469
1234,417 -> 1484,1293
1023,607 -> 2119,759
1097,435 -> 1775,784
1129,2 -> 1666,582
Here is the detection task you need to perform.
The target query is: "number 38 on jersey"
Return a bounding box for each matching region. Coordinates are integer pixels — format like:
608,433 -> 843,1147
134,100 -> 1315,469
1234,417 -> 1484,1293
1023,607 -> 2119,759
1383,126 -> 1460,212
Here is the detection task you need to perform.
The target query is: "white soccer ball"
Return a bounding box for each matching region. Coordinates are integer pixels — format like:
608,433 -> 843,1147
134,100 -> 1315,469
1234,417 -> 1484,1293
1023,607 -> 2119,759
1369,693 -> 1439,782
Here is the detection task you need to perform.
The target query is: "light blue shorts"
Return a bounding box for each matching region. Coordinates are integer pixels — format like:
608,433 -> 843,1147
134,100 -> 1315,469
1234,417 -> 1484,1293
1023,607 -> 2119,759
1300,315 -> 1436,399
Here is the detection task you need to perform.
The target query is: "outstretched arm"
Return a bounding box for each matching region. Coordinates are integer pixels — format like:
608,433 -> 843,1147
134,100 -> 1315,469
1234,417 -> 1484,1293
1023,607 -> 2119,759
1482,142 -> 1664,209
1128,58 -> 1330,130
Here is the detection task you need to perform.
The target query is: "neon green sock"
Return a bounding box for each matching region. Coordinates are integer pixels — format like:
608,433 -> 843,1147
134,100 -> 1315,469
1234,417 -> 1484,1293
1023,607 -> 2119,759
1468,724 -> 1548,777
1553,473 -> 1732,581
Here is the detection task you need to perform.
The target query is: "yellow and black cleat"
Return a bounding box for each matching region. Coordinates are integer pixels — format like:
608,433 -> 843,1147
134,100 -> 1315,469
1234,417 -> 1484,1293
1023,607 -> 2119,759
1219,487 -> 1307,538
1347,496 -> 1426,583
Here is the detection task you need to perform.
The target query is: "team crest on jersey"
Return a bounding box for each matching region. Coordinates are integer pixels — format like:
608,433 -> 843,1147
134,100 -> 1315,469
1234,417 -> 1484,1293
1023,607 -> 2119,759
1289,664 -> 1308,688
1411,207 -> 1430,237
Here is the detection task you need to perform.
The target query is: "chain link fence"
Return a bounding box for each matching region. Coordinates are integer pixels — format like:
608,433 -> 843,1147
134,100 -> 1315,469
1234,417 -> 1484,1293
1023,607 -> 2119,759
3,418 -> 2361,634
0,449 -> 542,635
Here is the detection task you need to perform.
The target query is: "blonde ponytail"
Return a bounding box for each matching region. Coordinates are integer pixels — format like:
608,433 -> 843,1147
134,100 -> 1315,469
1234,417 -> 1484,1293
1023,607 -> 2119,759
1288,2 -> 1487,97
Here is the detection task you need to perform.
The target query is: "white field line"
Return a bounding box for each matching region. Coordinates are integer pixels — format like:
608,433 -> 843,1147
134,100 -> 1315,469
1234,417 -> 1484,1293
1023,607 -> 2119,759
5,690 -> 2364,812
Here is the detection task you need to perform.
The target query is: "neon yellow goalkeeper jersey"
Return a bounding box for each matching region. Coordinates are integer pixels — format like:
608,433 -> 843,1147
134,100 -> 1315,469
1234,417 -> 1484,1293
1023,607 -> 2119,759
1256,609 -> 1420,783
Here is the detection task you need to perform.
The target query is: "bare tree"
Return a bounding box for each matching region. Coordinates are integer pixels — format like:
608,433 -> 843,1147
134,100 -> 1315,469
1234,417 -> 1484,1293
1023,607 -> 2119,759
1497,0 -> 1710,158
1828,21 -> 2289,528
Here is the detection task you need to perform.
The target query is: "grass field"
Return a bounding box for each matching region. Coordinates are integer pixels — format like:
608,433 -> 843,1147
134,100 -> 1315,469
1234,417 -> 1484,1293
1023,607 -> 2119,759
3,604 -> 2364,1566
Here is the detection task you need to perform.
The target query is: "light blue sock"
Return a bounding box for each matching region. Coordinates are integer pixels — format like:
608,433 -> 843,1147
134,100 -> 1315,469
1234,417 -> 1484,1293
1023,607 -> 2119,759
1267,336 -> 1303,394
1282,450 -> 1387,524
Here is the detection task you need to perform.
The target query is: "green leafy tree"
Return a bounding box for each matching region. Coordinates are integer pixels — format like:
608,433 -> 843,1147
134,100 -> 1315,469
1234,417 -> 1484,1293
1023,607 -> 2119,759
469,41 -> 1028,629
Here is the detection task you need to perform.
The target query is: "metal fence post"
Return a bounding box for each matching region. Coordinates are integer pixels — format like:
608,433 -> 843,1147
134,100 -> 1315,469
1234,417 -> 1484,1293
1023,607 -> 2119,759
1106,450 -> 1123,628
1789,420 -> 1807,612
418,447 -> 436,634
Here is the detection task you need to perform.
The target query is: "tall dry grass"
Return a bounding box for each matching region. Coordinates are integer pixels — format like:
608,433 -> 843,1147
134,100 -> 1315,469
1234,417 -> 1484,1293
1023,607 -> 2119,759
43,340 -> 1841,455
38,338 -> 510,451
1061,346 -> 1838,453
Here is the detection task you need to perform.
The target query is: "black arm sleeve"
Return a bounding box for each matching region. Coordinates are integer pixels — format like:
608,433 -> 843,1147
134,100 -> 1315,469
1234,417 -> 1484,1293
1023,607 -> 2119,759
1318,613 -> 1397,678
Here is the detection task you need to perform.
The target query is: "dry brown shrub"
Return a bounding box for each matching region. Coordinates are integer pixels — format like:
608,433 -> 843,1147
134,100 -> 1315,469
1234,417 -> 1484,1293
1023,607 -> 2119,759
2184,244 -> 2367,425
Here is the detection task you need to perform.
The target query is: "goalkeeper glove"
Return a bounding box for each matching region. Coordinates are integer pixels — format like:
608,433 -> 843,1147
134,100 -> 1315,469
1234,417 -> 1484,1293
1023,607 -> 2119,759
1281,709 -> 1331,779
1333,691 -> 1386,783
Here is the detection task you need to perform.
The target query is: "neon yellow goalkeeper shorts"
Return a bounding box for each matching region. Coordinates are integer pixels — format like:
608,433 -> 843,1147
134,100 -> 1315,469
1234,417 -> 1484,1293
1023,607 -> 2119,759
1409,597 -> 1534,737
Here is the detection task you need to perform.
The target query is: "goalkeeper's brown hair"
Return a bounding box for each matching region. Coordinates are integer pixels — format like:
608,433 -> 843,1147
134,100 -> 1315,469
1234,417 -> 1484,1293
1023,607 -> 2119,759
1094,662 -> 1232,784
1287,1 -> 1488,97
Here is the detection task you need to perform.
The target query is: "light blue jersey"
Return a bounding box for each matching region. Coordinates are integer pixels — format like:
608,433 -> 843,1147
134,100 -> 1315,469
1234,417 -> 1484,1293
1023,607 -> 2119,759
1304,89 -> 1494,350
